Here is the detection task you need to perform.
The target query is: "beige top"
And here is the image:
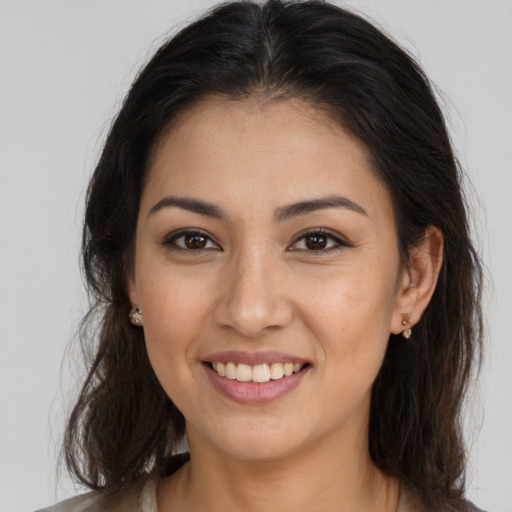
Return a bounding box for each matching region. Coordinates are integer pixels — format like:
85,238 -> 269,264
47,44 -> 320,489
35,478 -> 157,512
37,472 -> 483,512
36,477 -> 483,512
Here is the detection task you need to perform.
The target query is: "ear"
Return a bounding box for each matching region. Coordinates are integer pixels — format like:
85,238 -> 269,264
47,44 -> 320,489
390,226 -> 444,335
126,273 -> 139,307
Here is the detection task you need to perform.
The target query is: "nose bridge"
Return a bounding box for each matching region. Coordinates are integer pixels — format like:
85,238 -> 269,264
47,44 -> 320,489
215,237 -> 292,337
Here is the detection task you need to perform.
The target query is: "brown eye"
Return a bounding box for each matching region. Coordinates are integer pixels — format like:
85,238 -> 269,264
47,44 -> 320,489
290,230 -> 347,253
304,233 -> 328,250
164,230 -> 220,251
184,234 -> 208,249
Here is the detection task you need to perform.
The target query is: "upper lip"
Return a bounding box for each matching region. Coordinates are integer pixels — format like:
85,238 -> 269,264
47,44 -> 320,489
203,350 -> 310,366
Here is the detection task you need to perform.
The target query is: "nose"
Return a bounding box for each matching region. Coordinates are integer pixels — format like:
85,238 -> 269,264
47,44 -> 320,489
213,247 -> 294,338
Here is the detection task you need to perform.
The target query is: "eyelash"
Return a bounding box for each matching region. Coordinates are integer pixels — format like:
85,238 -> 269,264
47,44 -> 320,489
161,228 -> 350,254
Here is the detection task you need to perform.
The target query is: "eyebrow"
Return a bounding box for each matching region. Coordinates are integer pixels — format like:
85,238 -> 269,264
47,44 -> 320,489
275,195 -> 367,221
148,194 -> 367,221
148,196 -> 225,219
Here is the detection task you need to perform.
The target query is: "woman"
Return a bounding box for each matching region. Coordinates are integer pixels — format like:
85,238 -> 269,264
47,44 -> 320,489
38,1 -> 483,511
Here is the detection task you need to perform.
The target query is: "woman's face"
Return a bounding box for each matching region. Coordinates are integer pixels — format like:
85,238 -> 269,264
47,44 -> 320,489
128,97 -> 409,461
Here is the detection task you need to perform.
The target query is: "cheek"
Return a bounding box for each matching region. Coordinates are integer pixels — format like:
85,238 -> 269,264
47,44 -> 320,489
135,265 -> 216,386
137,253 -> 214,330
297,261 -> 397,338
138,281 -> 207,415
307,274 -> 395,414
295,259 -> 397,379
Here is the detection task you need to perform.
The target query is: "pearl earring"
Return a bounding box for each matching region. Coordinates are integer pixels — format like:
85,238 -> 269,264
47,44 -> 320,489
129,306 -> 143,326
401,313 -> 412,339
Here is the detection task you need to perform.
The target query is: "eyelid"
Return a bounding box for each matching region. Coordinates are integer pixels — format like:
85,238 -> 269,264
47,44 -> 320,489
160,227 -> 350,254
161,228 -> 222,251
288,228 -> 351,253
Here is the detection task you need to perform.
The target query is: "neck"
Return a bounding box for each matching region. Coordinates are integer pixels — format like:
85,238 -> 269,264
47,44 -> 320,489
158,429 -> 400,512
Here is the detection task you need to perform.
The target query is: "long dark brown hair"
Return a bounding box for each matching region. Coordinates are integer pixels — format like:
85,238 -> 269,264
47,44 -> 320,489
64,1 -> 483,509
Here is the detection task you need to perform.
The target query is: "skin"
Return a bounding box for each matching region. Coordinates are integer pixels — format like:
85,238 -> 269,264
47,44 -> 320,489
127,96 -> 443,512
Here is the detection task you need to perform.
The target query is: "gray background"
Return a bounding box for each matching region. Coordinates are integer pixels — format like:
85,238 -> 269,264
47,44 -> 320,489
1,1 -> 511,511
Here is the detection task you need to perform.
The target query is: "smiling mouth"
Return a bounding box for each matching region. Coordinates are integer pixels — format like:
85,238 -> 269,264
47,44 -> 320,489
205,361 -> 309,383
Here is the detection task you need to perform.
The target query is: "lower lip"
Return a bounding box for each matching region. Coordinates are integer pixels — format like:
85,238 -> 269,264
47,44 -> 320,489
204,364 -> 309,405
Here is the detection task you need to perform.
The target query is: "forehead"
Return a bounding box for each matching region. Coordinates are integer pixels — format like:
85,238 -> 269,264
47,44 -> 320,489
143,96 -> 394,224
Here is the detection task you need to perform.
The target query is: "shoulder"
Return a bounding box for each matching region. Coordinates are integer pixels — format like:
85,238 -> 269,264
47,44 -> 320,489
34,478 -> 151,512
464,501 -> 486,512
35,454 -> 186,512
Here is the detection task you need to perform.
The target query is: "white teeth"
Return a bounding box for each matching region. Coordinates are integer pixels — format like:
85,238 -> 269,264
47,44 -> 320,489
236,363 -> 252,382
225,362 -> 237,380
270,362 -> 284,380
252,364 -> 271,383
211,361 -> 305,382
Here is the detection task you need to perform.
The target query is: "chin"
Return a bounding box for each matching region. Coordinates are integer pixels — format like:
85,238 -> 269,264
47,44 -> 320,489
219,439 -> 298,463
191,417 -> 308,463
